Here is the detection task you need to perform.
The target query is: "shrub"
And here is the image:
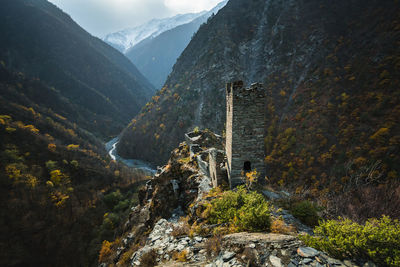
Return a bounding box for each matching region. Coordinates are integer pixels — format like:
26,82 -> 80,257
290,200 -> 321,227
118,250 -> 133,265
300,216 -> 400,266
103,190 -> 123,208
172,250 -> 188,262
171,217 -> 190,238
98,240 -> 113,263
271,217 -> 296,234
208,186 -> 271,232
204,235 -> 222,258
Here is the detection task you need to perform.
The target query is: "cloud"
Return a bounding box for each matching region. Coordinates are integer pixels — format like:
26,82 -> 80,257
48,0 -> 223,37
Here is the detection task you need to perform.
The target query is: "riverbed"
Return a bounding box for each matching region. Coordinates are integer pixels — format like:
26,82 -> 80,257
105,137 -> 156,174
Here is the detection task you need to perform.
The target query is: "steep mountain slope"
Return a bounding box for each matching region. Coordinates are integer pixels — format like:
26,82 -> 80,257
103,12 -> 207,53
0,65 -> 146,266
126,0 -> 228,89
118,0 -> 400,219
0,0 -> 155,138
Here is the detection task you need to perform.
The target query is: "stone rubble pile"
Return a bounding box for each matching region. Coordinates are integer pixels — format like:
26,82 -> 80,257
128,218 -> 375,267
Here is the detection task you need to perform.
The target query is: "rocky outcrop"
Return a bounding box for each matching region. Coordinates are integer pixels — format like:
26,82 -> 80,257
103,131 -> 376,267
125,217 -> 370,267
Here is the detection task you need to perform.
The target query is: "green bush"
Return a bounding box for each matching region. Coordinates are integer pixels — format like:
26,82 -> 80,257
290,200 -> 321,227
208,186 -> 271,232
103,190 -> 123,208
300,216 -> 400,266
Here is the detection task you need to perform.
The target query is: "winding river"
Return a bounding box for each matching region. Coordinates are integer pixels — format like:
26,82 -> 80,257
105,137 -> 156,174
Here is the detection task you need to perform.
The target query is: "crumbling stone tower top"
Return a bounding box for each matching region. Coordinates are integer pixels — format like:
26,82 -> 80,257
225,81 -> 266,188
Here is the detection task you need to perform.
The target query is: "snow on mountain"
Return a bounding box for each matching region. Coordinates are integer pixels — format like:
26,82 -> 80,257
104,11 -> 207,53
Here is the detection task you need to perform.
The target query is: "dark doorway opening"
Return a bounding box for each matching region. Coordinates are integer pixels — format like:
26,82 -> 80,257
243,161 -> 251,172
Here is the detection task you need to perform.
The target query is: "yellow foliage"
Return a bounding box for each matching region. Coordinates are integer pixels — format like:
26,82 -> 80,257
354,157 -> 367,166
173,250 -> 188,262
370,127 -> 389,140
67,144 -> 79,150
271,218 -> 296,234
54,113 -> 67,121
50,170 -> 69,186
25,174 -> 38,188
245,169 -> 259,189
48,143 -> 57,152
6,164 -> 22,181
66,129 -> 77,137
55,194 -> 69,207
98,240 -> 113,263
265,155 -> 274,164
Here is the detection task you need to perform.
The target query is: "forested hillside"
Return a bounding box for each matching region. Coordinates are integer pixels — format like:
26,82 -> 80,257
0,65 -> 147,266
0,0 -> 154,265
0,0 -> 155,137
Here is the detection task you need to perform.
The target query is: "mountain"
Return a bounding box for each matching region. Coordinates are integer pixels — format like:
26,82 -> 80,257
125,0 -> 228,89
0,0 -> 153,265
0,65 -> 147,266
0,0 -> 155,138
118,0 -> 400,220
103,12 -> 208,53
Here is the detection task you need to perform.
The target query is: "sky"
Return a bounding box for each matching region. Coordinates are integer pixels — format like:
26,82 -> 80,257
48,0 -> 223,38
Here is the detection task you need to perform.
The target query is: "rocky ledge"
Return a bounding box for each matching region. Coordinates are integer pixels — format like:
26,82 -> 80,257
127,218 -> 374,267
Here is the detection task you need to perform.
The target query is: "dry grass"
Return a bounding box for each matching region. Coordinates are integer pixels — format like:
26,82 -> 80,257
271,218 -> 296,234
172,250 -> 189,262
204,235 -> 222,258
171,217 -> 191,238
242,247 -> 258,266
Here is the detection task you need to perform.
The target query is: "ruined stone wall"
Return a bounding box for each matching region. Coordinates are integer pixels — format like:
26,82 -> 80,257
226,81 -> 266,187
209,148 -> 227,188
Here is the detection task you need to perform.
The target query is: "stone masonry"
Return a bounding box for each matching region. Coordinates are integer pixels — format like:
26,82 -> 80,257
225,81 -> 266,188
209,148 -> 226,188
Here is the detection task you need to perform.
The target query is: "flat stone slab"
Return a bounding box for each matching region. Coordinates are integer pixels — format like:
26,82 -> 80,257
297,246 -> 320,258
270,255 -> 283,267
222,251 -> 236,262
223,232 -> 297,246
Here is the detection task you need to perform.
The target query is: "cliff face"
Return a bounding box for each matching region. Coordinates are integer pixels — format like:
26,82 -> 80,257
118,0 -> 400,219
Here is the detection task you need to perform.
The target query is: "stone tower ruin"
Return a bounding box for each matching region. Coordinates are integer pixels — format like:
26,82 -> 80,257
225,81 -> 266,188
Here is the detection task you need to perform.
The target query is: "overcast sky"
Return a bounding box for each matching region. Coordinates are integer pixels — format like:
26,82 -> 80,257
48,0 -> 223,38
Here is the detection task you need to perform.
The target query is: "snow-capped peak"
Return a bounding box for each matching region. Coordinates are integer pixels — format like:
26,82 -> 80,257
104,12 -> 207,53
103,0 -> 228,53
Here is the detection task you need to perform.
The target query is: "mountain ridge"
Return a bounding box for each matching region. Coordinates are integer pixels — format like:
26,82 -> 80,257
0,0 -> 155,137
125,0 -> 228,89
104,11 -> 208,53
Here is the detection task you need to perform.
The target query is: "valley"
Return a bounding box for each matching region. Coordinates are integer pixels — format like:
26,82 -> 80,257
105,137 -> 156,175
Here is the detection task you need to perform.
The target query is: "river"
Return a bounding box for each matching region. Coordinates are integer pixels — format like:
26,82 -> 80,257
105,137 -> 156,174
